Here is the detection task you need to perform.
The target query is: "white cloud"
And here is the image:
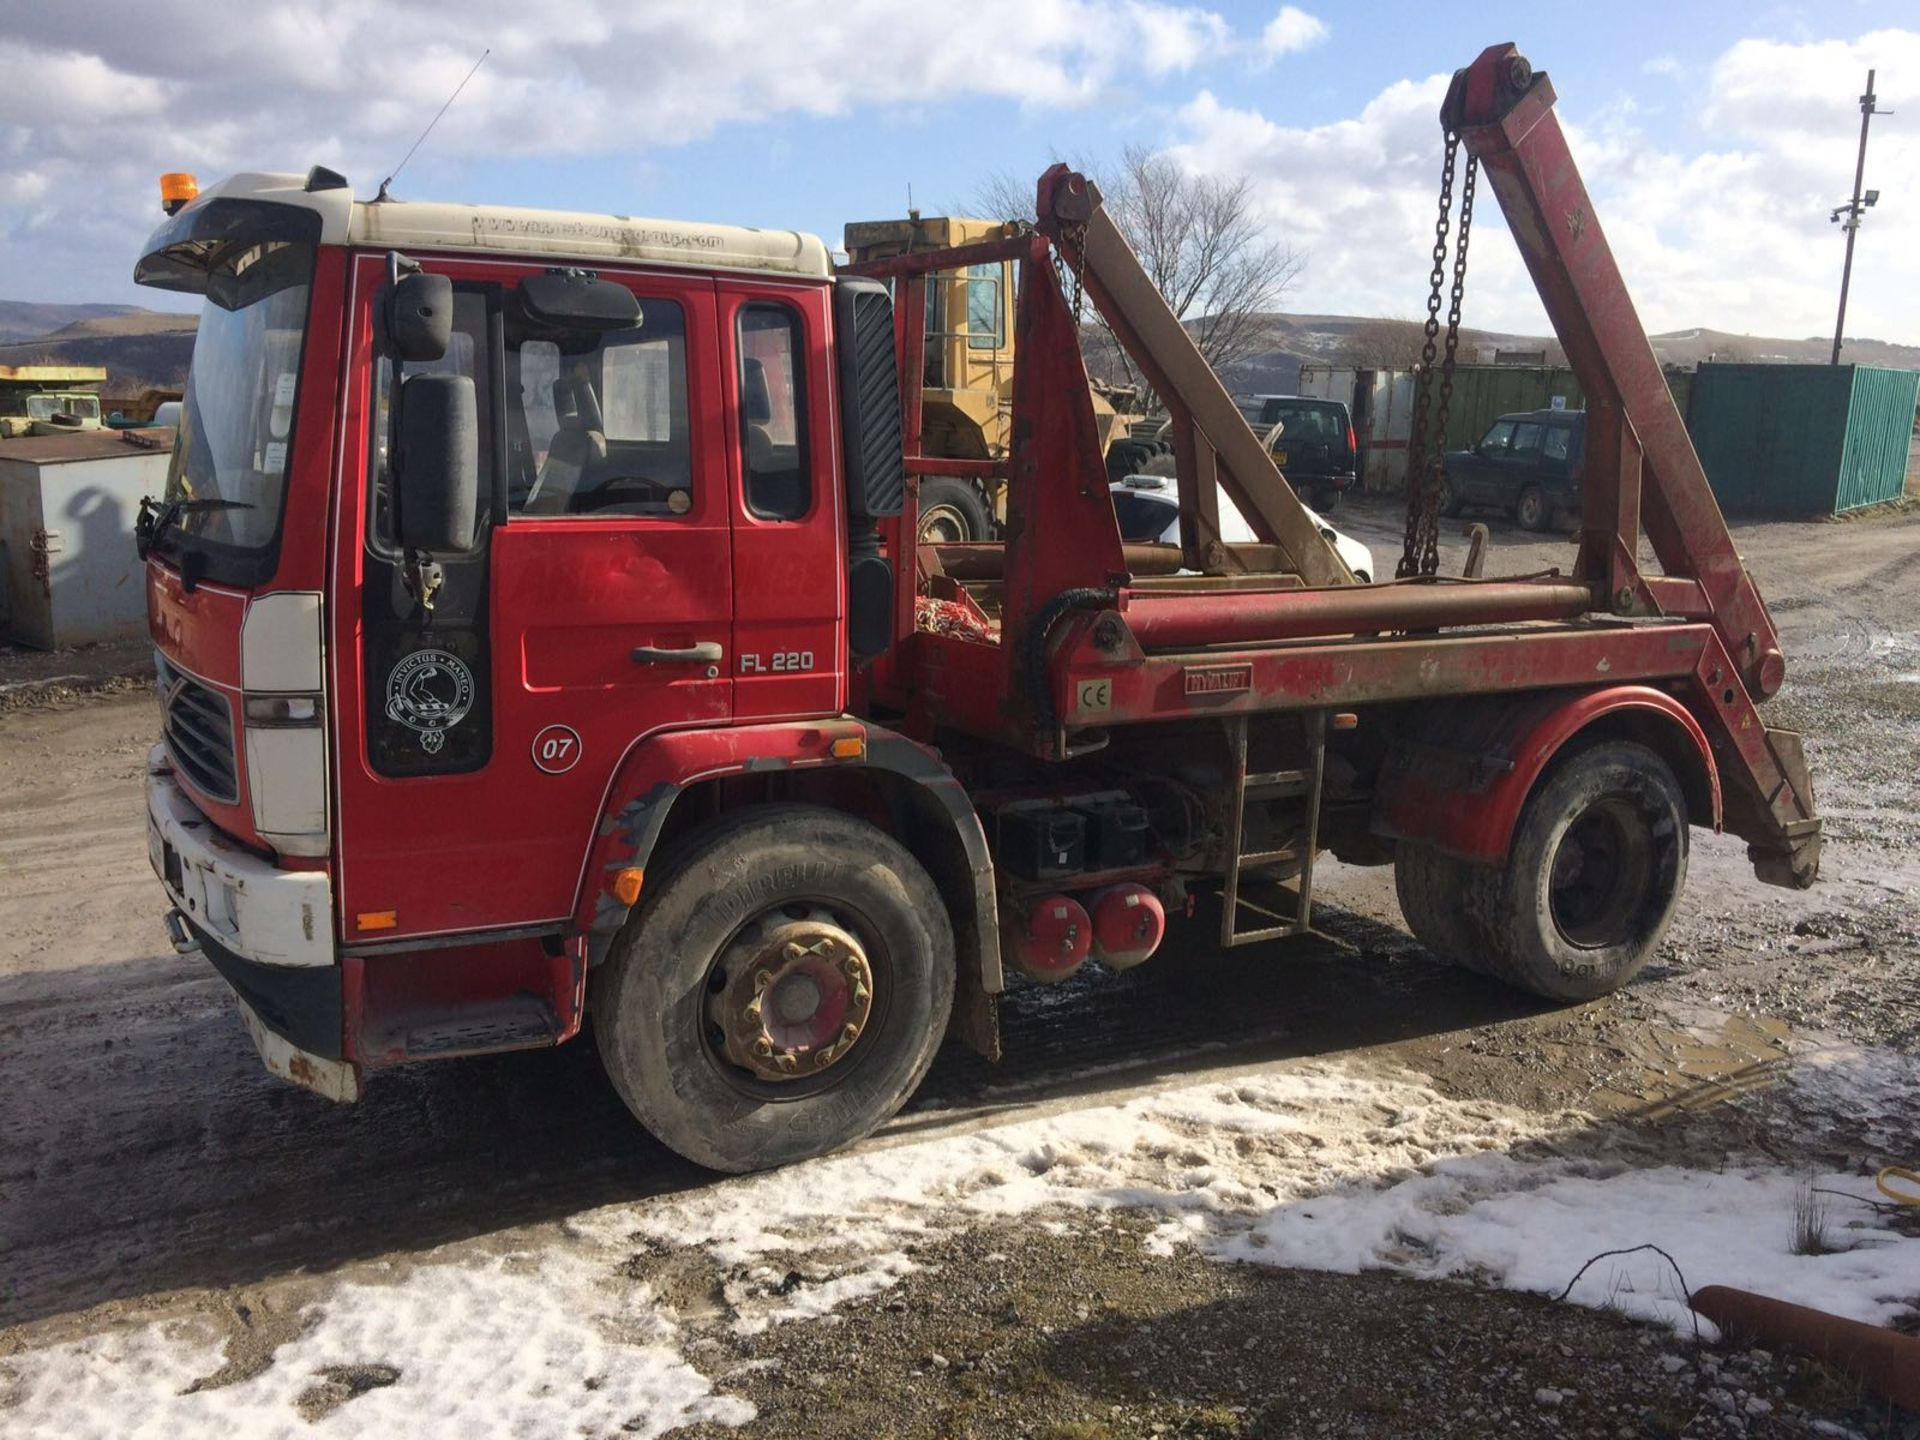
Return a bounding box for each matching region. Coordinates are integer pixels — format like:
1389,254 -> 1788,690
1641,53 -> 1682,78
1259,5 -> 1328,61
1169,27 -> 1920,342
0,0 -> 1234,304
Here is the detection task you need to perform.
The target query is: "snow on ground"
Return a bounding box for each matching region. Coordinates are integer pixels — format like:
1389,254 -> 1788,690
6,1054 -> 1916,1436
0,1252 -> 754,1440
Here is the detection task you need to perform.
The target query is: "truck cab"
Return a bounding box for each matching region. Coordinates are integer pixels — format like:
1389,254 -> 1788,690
135,170 -> 941,1141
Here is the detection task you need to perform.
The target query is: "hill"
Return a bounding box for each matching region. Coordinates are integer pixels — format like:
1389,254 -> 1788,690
0,308 -> 198,392
0,300 -> 150,345
1209,314 -> 1920,395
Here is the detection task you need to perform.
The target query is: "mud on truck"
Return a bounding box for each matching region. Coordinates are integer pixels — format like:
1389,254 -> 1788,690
136,44 -> 1819,1173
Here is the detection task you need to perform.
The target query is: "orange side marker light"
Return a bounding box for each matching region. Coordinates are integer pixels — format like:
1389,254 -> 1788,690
611,868 -> 645,906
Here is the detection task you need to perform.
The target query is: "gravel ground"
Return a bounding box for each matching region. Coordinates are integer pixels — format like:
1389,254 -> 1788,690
665,1216 -> 1911,1440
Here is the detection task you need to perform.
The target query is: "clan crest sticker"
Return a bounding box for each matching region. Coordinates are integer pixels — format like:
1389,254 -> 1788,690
385,649 -> 474,754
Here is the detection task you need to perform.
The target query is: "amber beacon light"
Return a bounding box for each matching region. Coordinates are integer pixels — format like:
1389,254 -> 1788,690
160,172 -> 199,215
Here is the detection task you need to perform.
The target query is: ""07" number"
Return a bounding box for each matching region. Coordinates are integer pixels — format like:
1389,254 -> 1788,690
531,724 -> 583,774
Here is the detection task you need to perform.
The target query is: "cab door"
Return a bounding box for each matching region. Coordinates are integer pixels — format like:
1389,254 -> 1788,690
334,257 -> 732,944
719,280 -> 842,723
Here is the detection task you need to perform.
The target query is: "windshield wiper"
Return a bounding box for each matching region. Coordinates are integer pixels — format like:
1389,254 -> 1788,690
136,496 -> 254,559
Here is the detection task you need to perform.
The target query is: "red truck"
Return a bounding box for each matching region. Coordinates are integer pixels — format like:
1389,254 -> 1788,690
136,45 -> 1818,1172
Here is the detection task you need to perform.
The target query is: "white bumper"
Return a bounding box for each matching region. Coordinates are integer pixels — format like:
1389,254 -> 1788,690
146,745 -> 332,968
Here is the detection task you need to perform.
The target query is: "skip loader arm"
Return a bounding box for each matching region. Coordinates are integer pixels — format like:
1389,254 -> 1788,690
1032,166 -> 1351,588
1446,43 -> 1819,885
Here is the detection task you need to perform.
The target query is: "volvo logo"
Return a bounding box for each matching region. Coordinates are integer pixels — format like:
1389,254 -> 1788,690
385,649 -> 475,754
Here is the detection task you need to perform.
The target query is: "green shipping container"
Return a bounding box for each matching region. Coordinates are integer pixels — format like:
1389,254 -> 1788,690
1685,363 -> 1919,515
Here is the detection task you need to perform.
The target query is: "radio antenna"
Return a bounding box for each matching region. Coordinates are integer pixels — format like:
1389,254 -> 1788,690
375,47 -> 490,202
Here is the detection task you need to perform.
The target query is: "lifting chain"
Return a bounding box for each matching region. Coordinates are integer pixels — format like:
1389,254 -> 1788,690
1397,132 -> 1477,580
1052,218 -> 1089,329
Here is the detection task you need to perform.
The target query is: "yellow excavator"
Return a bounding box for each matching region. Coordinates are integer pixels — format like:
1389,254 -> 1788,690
843,213 -> 1162,541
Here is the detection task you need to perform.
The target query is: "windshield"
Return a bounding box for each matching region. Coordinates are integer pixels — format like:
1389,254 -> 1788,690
162,240 -> 314,564
27,394 -> 101,421
1266,403 -> 1346,444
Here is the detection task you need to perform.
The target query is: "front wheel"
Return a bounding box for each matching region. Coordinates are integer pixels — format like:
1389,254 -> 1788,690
1464,740 -> 1689,1002
593,806 -> 955,1172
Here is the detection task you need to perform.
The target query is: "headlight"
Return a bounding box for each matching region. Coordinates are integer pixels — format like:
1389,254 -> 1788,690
243,694 -> 323,726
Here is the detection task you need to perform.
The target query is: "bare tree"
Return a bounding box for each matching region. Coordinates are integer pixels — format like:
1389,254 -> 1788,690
970,144 -> 1304,391
1330,317 -> 1428,369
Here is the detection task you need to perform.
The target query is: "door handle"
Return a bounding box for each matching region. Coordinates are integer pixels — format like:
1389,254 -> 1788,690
631,641 -> 724,665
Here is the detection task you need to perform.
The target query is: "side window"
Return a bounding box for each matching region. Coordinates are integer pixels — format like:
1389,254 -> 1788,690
1479,420 -> 1516,454
966,263 -> 1002,350
369,285 -> 489,552
506,294 -> 691,518
1509,422 -> 1545,460
738,303 -> 811,520
1543,425 -> 1572,462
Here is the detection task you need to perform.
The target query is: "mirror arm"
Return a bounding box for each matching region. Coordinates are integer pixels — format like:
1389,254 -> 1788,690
402,547 -> 444,617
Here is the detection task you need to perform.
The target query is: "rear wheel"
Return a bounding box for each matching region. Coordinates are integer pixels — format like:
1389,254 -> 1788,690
1515,484 -> 1547,531
916,476 -> 992,544
1437,475 -> 1463,517
1394,842 -> 1489,974
593,806 -> 955,1172
1463,740 -> 1688,1002
1313,485 -> 1343,513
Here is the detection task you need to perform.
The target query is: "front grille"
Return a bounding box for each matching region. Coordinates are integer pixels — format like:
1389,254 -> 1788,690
156,653 -> 239,804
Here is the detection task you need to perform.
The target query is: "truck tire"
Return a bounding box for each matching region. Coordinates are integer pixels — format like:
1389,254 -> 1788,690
1393,841 -> 1489,974
917,476 -> 991,543
593,805 -> 955,1172
1462,740 -> 1688,1002
1437,476 -> 1463,517
1515,485 -> 1547,531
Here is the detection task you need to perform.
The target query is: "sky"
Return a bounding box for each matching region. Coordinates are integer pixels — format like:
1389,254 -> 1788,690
2,1 -> 1916,344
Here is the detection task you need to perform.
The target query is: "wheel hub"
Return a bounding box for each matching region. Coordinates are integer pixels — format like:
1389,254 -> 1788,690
1549,797 -> 1653,948
709,912 -> 873,1082
918,506 -> 967,545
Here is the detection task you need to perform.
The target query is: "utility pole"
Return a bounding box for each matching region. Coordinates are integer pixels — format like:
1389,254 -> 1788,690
1830,70 -> 1887,365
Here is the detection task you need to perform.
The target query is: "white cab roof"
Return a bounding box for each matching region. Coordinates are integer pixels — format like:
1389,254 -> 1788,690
152,172 -> 833,281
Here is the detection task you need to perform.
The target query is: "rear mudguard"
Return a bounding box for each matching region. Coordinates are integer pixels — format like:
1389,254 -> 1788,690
573,718 -> 1002,1056
1372,685 -> 1721,865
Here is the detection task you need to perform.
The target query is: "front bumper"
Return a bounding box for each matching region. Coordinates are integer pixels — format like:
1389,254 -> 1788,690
147,747 -> 357,1101
147,745 -> 330,967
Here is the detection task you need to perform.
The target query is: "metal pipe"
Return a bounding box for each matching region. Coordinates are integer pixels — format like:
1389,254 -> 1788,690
931,541 -> 1191,581
1122,579 -> 1594,650
1691,1285 -> 1920,1412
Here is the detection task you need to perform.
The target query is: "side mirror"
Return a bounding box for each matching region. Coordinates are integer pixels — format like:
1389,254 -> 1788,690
395,374 -> 478,553
388,271 -> 453,363
519,271 -> 640,331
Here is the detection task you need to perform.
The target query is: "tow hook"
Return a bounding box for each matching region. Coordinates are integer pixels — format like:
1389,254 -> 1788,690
164,908 -> 200,956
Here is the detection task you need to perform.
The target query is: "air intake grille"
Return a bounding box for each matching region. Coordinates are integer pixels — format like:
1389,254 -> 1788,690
157,653 -> 239,804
